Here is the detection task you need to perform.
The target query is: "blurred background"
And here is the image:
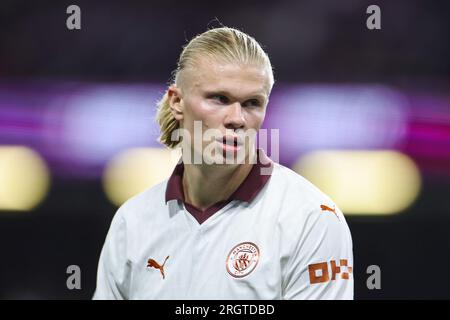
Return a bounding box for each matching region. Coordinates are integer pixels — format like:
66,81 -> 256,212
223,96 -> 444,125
1,0 -> 449,299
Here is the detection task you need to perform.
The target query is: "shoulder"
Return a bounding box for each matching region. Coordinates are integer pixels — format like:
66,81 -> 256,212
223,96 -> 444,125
100,180 -> 170,263
269,163 -> 351,237
269,165 -> 353,264
270,163 -> 338,213
113,179 -> 168,224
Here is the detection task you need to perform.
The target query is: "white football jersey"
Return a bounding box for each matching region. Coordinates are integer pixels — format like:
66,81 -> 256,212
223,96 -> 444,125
93,150 -> 353,300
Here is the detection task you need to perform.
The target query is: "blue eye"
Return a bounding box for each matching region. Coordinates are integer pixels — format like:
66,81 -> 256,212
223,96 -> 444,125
211,95 -> 229,104
243,99 -> 261,107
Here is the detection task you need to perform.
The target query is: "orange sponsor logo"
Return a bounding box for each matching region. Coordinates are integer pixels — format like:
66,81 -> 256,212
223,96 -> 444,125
320,204 -> 340,221
147,255 -> 170,279
308,259 -> 353,284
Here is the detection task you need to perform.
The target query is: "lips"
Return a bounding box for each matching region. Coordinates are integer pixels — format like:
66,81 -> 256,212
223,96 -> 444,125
218,136 -> 243,147
215,136 -> 244,153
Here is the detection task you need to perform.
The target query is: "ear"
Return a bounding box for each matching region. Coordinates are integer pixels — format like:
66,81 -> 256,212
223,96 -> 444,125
167,85 -> 184,121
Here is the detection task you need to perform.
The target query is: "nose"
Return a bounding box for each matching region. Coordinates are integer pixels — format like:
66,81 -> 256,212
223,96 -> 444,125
224,102 -> 245,130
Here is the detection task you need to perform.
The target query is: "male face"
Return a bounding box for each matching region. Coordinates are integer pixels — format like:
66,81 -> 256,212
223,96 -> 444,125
169,56 -> 273,165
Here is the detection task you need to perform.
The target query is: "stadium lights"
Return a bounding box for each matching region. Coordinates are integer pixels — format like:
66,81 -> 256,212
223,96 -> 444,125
292,150 -> 421,215
102,147 -> 181,207
0,146 -> 50,211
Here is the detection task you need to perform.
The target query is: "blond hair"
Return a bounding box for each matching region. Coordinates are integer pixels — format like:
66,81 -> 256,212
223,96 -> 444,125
156,27 -> 274,148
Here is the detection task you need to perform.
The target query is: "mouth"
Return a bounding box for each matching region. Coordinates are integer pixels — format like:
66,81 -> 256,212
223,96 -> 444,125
216,136 -> 243,152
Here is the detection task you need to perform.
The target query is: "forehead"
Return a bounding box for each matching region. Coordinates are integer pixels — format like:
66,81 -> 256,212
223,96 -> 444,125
185,56 -> 272,97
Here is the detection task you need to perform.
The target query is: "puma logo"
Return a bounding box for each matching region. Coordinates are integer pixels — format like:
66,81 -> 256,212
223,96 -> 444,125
320,204 -> 340,221
147,255 -> 170,279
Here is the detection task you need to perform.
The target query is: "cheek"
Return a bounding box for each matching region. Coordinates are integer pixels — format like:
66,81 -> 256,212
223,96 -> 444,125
247,109 -> 266,129
185,98 -> 220,127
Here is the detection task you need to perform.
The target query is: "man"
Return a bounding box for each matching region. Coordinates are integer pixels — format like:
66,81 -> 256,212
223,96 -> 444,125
93,27 -> 353,299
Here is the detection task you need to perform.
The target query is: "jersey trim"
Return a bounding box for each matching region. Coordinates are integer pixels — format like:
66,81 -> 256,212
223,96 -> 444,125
165,149 -> 274,224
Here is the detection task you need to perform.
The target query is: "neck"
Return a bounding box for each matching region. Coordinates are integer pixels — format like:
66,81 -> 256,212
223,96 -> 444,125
182,156 -> 255,210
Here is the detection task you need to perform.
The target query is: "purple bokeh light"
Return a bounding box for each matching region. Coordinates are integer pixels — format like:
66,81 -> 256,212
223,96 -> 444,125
1,81 -> 449,178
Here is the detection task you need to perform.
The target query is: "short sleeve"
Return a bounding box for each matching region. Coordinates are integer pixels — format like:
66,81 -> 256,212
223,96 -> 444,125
282,204 -> 354,300
92,208 -> 131,300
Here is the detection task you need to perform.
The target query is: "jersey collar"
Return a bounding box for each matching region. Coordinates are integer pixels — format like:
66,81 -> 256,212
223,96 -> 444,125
165,148 -> 273,206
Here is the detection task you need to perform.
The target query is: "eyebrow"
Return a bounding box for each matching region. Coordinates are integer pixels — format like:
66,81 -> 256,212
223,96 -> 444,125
204,90 -> 268,102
